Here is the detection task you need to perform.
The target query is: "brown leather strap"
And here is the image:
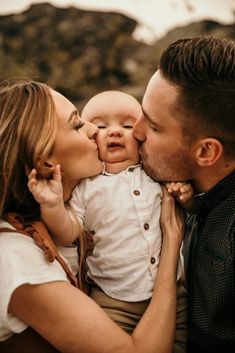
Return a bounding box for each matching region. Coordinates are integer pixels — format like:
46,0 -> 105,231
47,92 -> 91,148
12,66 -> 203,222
0,212 -> 78,287
0,326 -> 60,353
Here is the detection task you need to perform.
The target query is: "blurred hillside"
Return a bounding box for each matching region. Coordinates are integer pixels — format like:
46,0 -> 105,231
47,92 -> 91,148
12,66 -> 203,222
0,2 -> 234,109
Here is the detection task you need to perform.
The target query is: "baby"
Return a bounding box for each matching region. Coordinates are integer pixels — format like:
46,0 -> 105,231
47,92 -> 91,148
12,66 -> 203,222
29,91 -> 192,353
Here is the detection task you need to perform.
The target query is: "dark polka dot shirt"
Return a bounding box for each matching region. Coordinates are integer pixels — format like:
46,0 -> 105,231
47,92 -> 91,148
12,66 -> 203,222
187,170 -> 235,353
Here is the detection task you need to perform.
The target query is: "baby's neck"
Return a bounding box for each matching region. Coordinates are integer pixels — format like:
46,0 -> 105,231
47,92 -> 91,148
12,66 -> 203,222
104,161 -> 138,174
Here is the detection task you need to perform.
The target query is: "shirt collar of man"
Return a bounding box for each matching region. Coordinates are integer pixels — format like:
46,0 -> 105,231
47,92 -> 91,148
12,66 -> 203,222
194,170 -> 235,217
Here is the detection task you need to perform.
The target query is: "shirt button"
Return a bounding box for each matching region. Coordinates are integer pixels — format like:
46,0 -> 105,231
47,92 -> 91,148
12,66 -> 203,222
144,223 -> 149,230
150,257 -> 156,264
133,190 -> 140,196
128,167 -> 134,172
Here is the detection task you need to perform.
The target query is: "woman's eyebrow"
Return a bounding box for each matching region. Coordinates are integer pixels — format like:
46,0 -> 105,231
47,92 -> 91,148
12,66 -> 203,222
67,110 -> 78,123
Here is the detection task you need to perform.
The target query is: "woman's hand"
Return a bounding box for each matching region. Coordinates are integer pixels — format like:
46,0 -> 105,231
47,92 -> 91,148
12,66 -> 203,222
28,164 -> 63,207
160,186 -> 185,249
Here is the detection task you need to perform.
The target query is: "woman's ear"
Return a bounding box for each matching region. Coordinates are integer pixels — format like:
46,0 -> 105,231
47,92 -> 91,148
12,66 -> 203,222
195,138 -> 223,167
35,158 -> 55,179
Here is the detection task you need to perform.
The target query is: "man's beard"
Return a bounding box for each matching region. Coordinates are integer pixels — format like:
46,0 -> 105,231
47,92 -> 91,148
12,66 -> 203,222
140,145 -> 193,183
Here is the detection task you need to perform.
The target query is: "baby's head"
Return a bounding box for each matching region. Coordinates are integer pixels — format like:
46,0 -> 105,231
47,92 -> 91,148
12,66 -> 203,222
81,91 -> 142,173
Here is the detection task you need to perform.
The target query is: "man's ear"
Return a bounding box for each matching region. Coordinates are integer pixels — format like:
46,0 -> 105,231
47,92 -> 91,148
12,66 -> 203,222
195,138 -> 223,167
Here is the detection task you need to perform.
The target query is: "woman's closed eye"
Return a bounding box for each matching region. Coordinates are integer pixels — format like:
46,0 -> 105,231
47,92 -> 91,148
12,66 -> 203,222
74,120 -> 85,130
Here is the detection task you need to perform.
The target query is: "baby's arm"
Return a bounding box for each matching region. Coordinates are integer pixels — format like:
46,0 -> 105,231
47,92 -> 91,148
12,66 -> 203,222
165,181 -> 195,211
28,164 -> 82,245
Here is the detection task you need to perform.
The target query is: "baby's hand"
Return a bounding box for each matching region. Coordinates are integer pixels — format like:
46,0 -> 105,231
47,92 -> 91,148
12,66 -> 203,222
165,181 -> 194,210
28,164 -> 63,207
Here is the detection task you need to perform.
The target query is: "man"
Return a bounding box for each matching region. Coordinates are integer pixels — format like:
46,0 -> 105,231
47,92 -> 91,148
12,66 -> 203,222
133,37 -> 235,353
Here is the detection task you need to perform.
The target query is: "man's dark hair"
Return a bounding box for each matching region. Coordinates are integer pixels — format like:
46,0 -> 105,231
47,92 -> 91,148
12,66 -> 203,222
159,37 -> 235,157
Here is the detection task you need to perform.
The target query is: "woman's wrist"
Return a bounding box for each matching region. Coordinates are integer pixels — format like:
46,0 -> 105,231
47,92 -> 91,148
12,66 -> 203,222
162,228 -> 182,251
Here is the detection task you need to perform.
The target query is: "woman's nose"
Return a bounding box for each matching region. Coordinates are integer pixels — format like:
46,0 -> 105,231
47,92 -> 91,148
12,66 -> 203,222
85,121 -> 99,139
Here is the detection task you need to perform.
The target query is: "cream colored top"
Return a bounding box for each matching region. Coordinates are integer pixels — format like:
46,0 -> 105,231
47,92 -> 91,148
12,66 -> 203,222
0,221 -> 70,341
71,165 -> 182,302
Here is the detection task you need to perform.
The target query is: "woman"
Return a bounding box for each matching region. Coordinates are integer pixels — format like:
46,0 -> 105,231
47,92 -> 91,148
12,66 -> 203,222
0,80 -> 184,353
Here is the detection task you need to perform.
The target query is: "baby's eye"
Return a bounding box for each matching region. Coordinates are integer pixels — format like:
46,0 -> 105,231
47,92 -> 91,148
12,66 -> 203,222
123,125 -> 133,129
97,125 -> 106,129
74,120 -> 85,130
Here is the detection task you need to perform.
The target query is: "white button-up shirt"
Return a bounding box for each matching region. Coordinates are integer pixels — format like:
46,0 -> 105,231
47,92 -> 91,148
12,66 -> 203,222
71,165 -> 181,301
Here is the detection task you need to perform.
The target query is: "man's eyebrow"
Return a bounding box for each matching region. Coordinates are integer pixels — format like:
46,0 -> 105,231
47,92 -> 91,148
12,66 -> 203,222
67,109 -> 78,123
141,107 -> 154,123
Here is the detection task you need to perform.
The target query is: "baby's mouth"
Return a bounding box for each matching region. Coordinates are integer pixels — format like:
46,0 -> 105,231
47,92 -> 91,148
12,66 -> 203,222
108,142 -> 123,148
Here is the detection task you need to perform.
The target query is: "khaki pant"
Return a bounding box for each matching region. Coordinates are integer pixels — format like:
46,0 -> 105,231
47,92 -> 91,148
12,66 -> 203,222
90,284 -> 188,353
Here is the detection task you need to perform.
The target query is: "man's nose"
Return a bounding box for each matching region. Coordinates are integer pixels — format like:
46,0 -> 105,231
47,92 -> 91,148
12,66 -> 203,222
133,116 -> 146,142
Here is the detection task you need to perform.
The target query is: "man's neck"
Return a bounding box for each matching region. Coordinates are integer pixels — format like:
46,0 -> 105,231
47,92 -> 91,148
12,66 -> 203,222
192,162 -> 235,193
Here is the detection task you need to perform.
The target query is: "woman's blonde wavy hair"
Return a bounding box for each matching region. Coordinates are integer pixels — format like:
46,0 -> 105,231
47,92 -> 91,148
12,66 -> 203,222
0,79 -> 85,289
0,80 -> 56,217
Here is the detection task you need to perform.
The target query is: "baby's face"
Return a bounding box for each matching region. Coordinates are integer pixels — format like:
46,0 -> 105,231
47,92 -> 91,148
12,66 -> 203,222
92,114 -> 140,167
81,93 -> 142,169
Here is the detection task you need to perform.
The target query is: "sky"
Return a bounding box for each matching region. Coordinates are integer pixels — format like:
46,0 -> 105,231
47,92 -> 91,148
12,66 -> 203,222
1,0 -> 235,43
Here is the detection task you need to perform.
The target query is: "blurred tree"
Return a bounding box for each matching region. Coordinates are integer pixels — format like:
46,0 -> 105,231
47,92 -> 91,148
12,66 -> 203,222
0,2 -> 234,109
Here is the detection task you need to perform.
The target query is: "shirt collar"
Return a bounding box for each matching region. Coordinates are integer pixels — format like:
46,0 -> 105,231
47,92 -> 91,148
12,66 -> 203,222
102,164 -> 141,176
194,170 -> 235,217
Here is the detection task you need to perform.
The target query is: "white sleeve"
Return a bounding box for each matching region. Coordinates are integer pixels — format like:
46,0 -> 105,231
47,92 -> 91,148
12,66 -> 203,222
70,184 -> 86,225
0,230 -> 69,341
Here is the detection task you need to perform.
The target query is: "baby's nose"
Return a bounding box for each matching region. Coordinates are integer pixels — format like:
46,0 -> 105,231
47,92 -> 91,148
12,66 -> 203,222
109,129 -> 122,137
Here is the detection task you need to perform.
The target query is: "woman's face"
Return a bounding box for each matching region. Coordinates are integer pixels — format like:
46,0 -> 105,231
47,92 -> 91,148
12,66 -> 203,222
49,89 -> 103,183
